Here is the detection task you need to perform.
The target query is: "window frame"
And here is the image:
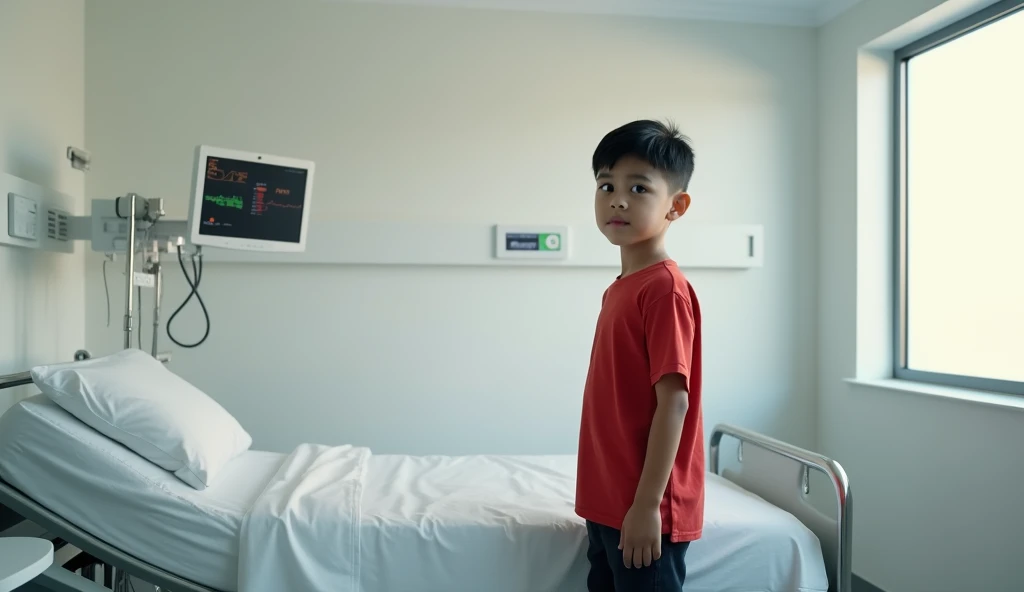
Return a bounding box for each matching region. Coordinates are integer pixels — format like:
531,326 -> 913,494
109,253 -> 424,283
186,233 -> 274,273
892,0 -> 1024,396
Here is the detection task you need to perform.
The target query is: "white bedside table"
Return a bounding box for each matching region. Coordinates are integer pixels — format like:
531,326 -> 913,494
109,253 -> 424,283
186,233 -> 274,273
0,537 -> 54,592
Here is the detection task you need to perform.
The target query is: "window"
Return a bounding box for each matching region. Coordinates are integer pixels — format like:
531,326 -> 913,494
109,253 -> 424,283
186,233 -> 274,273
894,0 -> 1024,395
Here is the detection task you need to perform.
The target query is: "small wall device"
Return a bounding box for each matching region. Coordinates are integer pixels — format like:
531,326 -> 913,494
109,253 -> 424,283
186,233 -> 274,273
494,225 -> 569,260
187,145 -> 315,252
8,193 -> 39,241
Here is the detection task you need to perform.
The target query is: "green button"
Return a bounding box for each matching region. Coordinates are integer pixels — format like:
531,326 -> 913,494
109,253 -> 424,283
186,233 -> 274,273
539,233 -> 561,251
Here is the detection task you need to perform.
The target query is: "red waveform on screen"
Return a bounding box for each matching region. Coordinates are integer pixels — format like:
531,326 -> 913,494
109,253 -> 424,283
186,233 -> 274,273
266,201 -> 302,209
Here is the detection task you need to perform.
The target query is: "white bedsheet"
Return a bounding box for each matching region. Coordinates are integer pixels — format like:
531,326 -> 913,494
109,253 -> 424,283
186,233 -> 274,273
332,453 -> 589,592
239,443 -> 370,592
359,454 -> 828,592
0,395 -> 828,592
692,475 -> 829,592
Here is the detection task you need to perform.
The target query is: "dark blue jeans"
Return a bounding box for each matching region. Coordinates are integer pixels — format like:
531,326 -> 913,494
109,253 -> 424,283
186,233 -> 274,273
585,520 -> 690,591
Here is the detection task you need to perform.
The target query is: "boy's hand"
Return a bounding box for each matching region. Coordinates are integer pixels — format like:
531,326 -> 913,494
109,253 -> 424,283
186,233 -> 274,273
618,502 -> 662,568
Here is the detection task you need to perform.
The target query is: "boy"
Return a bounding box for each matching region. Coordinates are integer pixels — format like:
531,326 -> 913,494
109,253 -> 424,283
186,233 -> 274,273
575,120 -> 704,591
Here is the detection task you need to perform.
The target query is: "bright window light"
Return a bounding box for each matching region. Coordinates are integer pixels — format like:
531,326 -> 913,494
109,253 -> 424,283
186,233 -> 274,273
900,5 -> 1024,388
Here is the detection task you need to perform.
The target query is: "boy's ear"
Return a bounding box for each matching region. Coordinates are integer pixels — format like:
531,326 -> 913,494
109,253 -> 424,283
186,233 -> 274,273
667,192 -> 691,220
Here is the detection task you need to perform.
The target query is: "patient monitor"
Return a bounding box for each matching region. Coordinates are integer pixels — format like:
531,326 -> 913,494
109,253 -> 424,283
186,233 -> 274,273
187,145 -> 314,253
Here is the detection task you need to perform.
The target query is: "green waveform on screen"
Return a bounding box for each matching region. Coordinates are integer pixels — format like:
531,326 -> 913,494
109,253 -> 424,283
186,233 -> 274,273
204,195 -> 244,210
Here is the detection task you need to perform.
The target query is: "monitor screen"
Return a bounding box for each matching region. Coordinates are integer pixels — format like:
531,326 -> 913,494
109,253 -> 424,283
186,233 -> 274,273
188,146 -> 314,252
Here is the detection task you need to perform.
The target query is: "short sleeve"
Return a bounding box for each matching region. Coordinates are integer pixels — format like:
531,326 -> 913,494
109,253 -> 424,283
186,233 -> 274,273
643,292 -> 695,389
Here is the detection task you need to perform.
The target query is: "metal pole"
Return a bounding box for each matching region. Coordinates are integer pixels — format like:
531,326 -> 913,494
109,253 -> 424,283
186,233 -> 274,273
151,261 -> 162,357
123,194 -> 137,350
0,371 -> 32,390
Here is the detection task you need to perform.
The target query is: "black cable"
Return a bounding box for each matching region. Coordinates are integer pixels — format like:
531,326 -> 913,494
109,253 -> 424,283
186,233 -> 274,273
102,258 -> 111,327
166,245 -> 210,348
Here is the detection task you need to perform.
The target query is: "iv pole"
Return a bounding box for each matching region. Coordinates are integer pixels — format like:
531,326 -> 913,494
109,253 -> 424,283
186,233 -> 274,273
151,257 -> 162,356
122,194 -> 137,350
117,193 -> 170,356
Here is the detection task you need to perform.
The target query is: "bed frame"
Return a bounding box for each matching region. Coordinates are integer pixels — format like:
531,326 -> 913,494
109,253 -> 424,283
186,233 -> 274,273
1,359 -> 852,592
710,424 -> 852,592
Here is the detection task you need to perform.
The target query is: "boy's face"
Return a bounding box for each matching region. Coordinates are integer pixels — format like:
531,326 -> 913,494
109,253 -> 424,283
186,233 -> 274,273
594,155 -> 690,247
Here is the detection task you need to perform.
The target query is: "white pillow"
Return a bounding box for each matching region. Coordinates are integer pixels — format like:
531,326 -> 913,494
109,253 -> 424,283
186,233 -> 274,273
31,348 -> 252,490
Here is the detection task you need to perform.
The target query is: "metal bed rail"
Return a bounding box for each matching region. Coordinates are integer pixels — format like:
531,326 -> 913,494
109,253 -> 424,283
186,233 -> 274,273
710,423 -> 852,592
0,369 -> 34,390
0,350 -> 171,391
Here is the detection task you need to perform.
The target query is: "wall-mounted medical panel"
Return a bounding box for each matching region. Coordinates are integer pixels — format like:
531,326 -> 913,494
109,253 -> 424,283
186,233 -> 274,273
198,219 -> 763,270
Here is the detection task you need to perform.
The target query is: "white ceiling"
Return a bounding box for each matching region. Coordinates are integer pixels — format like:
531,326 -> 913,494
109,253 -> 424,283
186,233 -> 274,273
343,0 -> 866,26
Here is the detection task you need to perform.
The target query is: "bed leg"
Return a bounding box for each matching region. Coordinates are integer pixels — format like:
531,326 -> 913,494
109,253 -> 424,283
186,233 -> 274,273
62,552 -> 98,574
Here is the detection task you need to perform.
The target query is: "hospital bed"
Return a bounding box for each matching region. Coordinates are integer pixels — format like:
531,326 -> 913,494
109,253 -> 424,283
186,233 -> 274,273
0,365 -> 851,592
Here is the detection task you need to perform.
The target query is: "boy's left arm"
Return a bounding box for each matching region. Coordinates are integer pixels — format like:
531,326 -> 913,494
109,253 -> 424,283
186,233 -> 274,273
618,373 -> 689,569
619,291 -> 696,569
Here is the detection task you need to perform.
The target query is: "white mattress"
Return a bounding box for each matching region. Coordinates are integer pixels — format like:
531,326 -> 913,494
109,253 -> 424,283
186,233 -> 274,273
0,395 -> 828,592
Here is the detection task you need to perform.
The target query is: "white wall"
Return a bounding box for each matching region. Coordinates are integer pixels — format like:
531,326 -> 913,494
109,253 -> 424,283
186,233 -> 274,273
84,0 -> 819,456
817,0 -> 1024,590
0,0 -> 86,415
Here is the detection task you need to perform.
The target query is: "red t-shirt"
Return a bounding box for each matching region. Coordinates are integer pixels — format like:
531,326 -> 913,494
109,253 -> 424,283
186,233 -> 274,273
575,260 -> 704,543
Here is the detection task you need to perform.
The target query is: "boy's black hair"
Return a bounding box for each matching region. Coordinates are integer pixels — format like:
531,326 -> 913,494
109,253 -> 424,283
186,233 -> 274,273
592,120 -> 695,191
